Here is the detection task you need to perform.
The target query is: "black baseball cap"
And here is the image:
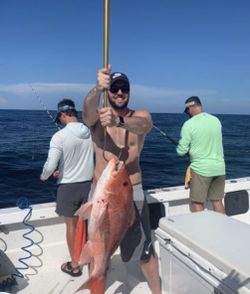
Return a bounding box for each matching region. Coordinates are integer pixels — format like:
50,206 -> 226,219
184,96 -> 202,114
110,72 -> 130,86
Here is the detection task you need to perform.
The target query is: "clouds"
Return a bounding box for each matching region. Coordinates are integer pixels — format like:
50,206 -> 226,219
1,1 -> 250,115
0,96 -> 8,106
130,84 -> 219,113
0,83 -> 94,110
0,83 -> 92,95
0,82 -> 204,112
0,82 -> 249,114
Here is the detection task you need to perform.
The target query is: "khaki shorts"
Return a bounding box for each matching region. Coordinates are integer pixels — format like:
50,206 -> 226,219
190,170 -> 225,204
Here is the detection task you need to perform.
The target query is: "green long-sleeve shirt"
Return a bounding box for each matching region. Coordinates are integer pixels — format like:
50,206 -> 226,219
176,112 -> 225,176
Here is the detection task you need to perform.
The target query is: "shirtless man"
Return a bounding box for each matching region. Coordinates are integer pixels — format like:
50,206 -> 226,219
83,66 -> 161,293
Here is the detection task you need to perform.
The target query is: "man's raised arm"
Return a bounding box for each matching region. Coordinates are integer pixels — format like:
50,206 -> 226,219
83,66 -> 111,127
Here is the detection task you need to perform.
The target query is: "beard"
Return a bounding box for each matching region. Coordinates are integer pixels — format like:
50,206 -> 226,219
108,99 -> 129,110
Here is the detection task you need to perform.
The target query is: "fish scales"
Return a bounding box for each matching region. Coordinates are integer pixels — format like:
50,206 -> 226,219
75,158 -> 134,294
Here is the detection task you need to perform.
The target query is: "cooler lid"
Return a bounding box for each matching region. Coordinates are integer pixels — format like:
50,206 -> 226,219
157,211 -> 250,289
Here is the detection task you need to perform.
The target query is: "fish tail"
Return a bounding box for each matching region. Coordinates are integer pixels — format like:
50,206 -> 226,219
75,275 -> 105,294
73,219 -> 86,263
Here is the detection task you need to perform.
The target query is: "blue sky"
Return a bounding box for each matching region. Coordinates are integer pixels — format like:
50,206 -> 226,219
1,0 -> 250,114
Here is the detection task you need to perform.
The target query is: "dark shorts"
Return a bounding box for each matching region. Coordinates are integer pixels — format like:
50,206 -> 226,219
190,170 -> 225,204
120,184 -> 154,263
56,181 -> 92,217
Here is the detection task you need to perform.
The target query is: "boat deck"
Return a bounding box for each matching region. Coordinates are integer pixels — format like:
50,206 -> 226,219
9,241 -> 158,294
0,202 -> 162,294
0,210 -> 160,294
2,177 -> 250,293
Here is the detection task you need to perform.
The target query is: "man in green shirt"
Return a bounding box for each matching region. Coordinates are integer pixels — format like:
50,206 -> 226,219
176,96 -> 225,213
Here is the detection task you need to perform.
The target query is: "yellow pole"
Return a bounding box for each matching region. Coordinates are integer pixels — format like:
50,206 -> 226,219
103,0 -> 110,108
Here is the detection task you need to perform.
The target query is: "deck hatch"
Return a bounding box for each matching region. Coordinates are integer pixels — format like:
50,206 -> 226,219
224,190 -> 249,216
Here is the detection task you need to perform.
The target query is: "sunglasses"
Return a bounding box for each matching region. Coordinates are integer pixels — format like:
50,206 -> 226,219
110,83 -> 130,94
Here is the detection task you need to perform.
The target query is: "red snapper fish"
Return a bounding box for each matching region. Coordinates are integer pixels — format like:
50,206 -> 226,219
75,158 -> 134,294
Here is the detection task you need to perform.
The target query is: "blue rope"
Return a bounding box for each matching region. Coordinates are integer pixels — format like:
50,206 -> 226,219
0,197 -> 35,291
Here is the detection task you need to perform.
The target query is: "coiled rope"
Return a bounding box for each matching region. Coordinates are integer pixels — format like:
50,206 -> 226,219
0,197 -> 35,292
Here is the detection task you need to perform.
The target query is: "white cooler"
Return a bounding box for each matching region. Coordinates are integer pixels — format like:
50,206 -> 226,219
155,211 -> 250,294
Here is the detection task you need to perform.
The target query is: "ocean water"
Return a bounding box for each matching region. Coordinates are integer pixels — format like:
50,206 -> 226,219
1,109 -> 250,209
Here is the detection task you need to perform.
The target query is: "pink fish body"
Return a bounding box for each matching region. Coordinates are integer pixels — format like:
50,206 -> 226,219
75,158 -> 134,293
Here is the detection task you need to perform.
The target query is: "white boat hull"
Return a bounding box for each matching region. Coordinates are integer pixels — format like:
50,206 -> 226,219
1,177 -> 250,293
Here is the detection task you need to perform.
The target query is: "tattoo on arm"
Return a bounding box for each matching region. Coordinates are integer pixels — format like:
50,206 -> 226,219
83,87 -> 102,127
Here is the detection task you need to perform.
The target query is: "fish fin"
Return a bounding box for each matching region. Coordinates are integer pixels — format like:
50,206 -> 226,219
73,219 -> 86,264
79,243 -> 92,265
74,202 -> 93,220
75,275 -> 105,294
92,200 -> 108,228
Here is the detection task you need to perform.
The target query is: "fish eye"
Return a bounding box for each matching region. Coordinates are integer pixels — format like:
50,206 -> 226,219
123,181 -> 128,187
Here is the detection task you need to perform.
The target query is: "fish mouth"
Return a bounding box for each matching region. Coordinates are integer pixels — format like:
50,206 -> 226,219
106,159 -> 124,177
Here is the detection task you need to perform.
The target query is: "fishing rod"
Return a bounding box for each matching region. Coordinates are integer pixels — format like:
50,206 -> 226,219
29,85 -> 61,131
153,124 -> 178,146
153,124 -> 191,188
102,0 -> 110,162
28,85 -> 60,160
103,0 -> 110,108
